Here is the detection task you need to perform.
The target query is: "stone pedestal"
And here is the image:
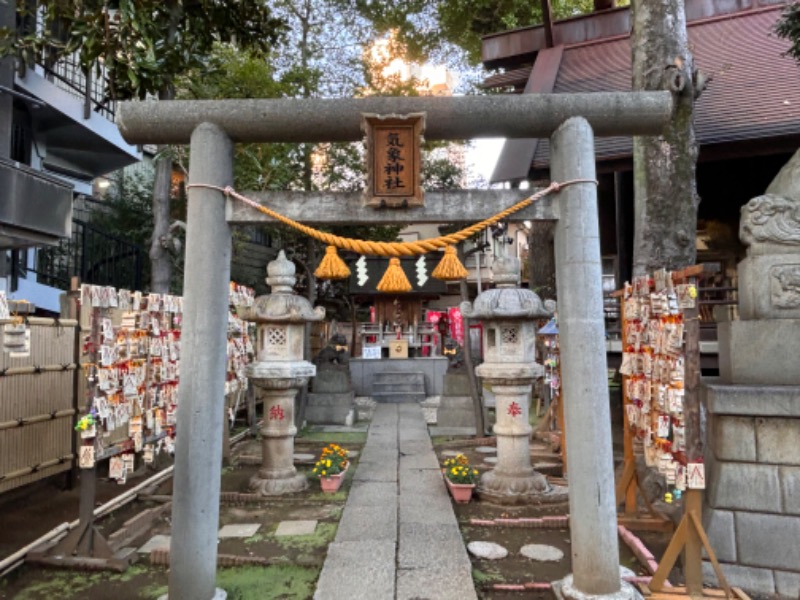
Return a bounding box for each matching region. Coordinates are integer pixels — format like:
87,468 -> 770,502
436,372 -> 476,428
702,158 -> 800,597
307,367 -> 355,425
476,367 -> 555,504
249,365 -> 313,495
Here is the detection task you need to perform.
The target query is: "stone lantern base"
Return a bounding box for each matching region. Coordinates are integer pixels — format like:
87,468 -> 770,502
250,470 -> 308,496
478,468 -> 568,506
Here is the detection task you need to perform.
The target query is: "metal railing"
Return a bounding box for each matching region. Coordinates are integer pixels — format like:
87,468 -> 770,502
33,219 -> 144,292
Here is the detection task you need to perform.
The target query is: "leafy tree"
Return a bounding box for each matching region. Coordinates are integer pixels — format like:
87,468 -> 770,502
2,1 -> 286,293
775,2 -> 800,66
340,0 -> 594,65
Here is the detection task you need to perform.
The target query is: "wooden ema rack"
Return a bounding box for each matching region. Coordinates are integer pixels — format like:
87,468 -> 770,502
613,265 -> 746,599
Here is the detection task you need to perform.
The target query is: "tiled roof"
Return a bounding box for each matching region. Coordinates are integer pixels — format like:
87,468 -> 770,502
494,7 -> 800,176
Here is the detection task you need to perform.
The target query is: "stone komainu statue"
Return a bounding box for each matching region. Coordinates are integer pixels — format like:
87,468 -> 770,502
313,333 -> 350,368
442,336 -> 465,372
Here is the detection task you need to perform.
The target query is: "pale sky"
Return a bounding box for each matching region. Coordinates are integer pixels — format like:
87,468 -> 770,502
466,138 -> 505,187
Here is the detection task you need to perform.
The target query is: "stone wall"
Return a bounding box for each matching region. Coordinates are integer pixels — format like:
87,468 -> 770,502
703,384 -> 800,597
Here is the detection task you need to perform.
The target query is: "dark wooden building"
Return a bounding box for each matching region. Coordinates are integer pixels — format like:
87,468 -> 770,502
482,0 -> 800,289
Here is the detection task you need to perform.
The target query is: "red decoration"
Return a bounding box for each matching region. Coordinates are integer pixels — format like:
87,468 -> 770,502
268,405 -> 285,421
507,402 -> 522,418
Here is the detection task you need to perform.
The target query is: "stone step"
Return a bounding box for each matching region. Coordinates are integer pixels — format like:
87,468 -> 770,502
372,391 -> 427,404
373,371 -> 425,386
372,381 -> 425,394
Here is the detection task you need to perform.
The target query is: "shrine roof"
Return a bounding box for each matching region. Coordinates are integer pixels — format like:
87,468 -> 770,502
482,3 -> 800,181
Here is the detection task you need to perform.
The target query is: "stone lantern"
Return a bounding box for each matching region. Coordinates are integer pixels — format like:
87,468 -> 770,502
461,255 -> 564,504
242,251 -> 325,495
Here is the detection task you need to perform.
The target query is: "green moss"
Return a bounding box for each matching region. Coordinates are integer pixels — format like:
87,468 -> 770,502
216,565 -> 318,600
12,571 -> 95,599
140,581 -> 169,599
271,522 -> 338,552
296,431 -> 367,444
472,566 -> 503,585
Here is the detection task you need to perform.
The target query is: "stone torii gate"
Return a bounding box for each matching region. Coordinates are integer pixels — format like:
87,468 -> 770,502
118,92 -> 672,600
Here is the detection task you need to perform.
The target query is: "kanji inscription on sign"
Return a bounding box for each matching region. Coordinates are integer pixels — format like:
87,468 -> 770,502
362,113 -> 425,208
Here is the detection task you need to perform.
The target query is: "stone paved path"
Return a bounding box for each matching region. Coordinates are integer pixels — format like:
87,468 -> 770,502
314,403 -> 477,600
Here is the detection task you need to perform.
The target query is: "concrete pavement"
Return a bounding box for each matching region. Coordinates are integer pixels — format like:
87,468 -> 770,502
314,403 -> 477,600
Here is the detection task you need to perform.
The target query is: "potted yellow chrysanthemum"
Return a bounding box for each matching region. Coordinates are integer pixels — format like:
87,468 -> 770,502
442,454 -> 479,503
312,443 -> 349,493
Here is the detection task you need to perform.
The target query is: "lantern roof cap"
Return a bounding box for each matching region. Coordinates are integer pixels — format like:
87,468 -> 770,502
242,251 -> 325,323
460,256 -> 553,320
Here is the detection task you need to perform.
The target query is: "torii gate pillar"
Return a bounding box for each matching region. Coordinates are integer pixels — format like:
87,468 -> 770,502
165,123 -> 232,600
551,118 -> 634,599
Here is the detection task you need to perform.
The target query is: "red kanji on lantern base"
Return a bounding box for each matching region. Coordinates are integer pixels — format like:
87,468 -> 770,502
268,405 -> 285,421
507,402 -> 522,417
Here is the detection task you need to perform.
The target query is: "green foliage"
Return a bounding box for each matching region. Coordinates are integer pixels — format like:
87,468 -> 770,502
776,2 -> 800,66
215,565 -> 318,600
91,170 -> 156,249
340,0 -> 595,65
2,1 -> 286,102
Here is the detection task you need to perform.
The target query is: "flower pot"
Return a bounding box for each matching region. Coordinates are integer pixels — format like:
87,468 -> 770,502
445,477 -> 475,503
319,467 -> 347,494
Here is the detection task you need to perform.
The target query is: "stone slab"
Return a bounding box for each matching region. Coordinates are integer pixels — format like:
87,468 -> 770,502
275,520 -> 317,537
399,493 -> 457,526
756,418 -> 800,464
352,461 -> 397,483
427,426 -> 477,437
398,522 -> 470,569
218,523 -> 261,539
708,462 -> 781,512
314,540 -> 395,600
702,561 -> 775,596
399,452 -> 439,471
520,544 -> 564,562
346,481 -> 398,507
735,512 -> 800,571
137,534 -> 171,554
780,466 -> 800,515
718,320 -> 800,385
467,541 -> 509,559
705,382 -> 800,417
702,509 -> 737,563
294,453 -> 316,462
396,566 -> 478,600
712,416 -> 756,462
484,456 -> 498,465
475,446 -> 497,454
399,467 -> 447,493
335,506 -> 397,542
775,570 -> 800,599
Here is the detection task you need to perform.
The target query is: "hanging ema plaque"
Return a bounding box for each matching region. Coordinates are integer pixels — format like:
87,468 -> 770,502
362,113 -> 425,208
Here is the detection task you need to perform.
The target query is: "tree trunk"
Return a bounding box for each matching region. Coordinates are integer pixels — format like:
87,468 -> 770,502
528,220 -> 556,300
149,138 -> 173,293
149,3 -> 181,293
458,244 -> 486,436
631,0 -> 700,276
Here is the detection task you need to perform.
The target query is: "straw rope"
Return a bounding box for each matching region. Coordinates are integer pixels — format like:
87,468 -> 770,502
186,179 -> 597,258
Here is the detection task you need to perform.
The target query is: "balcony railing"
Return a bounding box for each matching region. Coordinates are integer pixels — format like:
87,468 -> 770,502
33,219 -> 144,292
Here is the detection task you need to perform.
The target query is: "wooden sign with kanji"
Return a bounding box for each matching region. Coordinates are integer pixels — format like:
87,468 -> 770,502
362,112 -> 425,208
